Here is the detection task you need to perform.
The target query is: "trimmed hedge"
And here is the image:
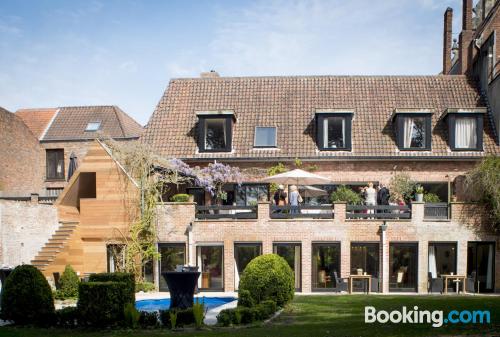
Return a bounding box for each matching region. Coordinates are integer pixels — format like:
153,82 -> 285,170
139,311 -> 159,328
159,308 -> 195,328
56,265 -> 79,299
89,272 -> 135,304
54,307 -> 79,328
217,300 -> 277,326
239,254 -> 294,307
77,281 -> 127,327
0,265 -> 55,326
237,289 -> 254,308
170,193 -> 190,202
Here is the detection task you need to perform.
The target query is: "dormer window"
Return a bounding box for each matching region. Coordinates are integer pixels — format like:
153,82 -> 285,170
85,121 -> 101,132
393,110 -> 432,151
254,127 -> 277,148
445,108 -> 485,151
197,111 -> 234,152
316,110 -> 353,151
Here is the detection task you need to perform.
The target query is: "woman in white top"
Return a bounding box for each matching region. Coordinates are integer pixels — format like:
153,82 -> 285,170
364,182 -> 377,214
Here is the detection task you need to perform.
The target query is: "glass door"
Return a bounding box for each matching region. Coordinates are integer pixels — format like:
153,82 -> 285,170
234,243 -> 262,290
158,243 -> 185,291
273,243 -> 301,291
467,242 -> 495,293
389,243 -> 418,292
197,245 -> 224,290
311,243 -> 340,291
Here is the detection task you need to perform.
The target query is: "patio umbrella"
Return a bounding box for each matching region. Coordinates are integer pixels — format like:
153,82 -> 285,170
301,185 -> 328,198
67,152 -> 78,181
261,168 -> 331,185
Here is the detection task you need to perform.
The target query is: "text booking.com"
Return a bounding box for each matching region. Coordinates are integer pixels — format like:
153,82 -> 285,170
365,306 -> 491,328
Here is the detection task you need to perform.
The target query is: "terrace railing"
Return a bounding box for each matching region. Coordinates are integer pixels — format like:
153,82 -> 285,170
270,205 -> 334,219
346,205 -> 411,219
424,203 -> 449,220
195,205 -> 258,220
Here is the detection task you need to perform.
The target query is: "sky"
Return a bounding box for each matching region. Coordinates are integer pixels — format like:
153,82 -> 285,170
0,0 -> 463,125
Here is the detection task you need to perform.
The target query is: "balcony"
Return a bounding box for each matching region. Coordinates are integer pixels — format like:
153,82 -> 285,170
270,205 -> 334,219
424,203 -> 449,220
195,205 -> 257,220
346,205 -> 411,220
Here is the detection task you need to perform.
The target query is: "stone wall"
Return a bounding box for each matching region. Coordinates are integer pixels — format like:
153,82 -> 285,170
0,199 -> 59,267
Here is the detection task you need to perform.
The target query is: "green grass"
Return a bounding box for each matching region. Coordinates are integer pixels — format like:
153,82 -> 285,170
1,295 -> 499,337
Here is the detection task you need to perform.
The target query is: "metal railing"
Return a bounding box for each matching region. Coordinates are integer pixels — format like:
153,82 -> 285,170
424,203 -> 449,220
270,205 -> 334,219
195,205 -> 257,220
346,205 -> 411,219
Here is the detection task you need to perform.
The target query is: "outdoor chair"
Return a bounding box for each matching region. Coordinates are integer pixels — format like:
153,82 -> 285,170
428,272 -> 443,293
466,271 -> 476,293
332,271 -> 348,292
371,276 -> 380,293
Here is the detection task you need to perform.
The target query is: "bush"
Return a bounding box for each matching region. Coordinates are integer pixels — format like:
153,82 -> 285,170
124,303 -> 140,329
390,172 -> 417,202
139,311 -> 159,329
254,300 -> 277,320
55,307 -> 79,328
216,309 -> 235,327
239,254 -> 294,307
170,193 -> 190,202
0,265 -> 55,326
56,265 -> 79,299
238,289 -> 254,307
217,301 -> 277,326
159,308 -> 195,328
77,281 -> 127,327
89,272 -> 135,304
330,185 -> 363,205
423,192 -> 441,203
136,281 -> 156,293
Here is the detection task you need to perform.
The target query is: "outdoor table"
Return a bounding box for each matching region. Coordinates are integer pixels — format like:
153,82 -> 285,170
442,274 -> 467,294
348,275 -> 371,294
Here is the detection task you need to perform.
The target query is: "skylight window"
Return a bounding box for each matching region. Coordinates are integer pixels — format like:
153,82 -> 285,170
254,127 -> 277,148
85,122 -> 101,132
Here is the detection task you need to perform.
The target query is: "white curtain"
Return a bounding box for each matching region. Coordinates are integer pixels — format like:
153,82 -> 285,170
234,257 -> 240,290
197,248 -> 202,288
294,246 -> 301,289
455,117 -> 477,149
428,245 -> 437,278
486,245 -> 493,289
323,118 -> 329,148
403,117 -> 415,148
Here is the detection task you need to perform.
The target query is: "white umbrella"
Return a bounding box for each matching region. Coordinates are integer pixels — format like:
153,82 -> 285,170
300,185 -> 328,198
261,168 -> 331,185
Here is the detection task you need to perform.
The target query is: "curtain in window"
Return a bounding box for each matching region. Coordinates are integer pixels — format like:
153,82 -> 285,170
455,117 -> 477,149
403,117 -> 415,148
486,244 -> 493,289
428,245 -> 437,278
294,246 -> 301,289
234,257 -> 240,290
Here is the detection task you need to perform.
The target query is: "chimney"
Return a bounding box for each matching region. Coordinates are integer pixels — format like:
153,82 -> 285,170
200,70 -> 220,78
458,0 -> 474,74
443,7 -> 453,74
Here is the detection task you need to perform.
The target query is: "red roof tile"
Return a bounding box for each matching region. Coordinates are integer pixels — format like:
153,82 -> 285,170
15,108 -> 58,139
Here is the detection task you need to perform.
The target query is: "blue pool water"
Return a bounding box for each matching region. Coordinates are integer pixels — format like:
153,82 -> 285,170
136,297 -> 236,312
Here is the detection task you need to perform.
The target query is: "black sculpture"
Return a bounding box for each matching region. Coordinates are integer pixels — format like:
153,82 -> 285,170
162,270 -> 200,310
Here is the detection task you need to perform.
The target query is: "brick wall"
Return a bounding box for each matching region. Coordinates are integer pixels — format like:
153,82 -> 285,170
0,109 -> 44,196
0,199 -> 59,266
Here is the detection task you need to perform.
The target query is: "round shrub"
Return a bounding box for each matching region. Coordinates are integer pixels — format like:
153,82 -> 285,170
56,264 -> 79,299
0,264 -> 55,325
238,254 -> 294,307
170,193 -> 190,202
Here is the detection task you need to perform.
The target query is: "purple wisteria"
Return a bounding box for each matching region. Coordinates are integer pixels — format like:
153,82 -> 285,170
195,162 -> 243,202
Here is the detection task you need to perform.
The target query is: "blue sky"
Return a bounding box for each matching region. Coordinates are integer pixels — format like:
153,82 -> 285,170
0,0 -> 462,125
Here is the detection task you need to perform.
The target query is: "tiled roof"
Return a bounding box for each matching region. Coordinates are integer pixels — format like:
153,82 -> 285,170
143,75 -> 500,160
16,105 -> 143,141
16,108 -> 58,139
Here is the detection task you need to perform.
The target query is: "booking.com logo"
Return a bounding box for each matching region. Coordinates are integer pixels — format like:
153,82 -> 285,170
365,306 -> 491,328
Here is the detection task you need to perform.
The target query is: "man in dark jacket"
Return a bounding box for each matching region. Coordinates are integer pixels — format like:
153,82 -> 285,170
377,184 -> 390,212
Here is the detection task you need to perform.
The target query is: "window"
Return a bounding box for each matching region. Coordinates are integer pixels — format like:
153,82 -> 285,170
234,243 -> 262,289
46,149 -> 65,180
198,115 -> 233,152
351,243 -> 379,276
467,242 -> 495,293
197,245 -> 224,290
316,112 -> 352,151
311,243 -> 340,291
158,243 -> 186,291
236,184 -> 269,206
446,110 -> 484,151
274,243 -> 301,290
394,113 -> 431,150
389,243 -> 418,292
254,127 -> 277,147
85,121 -> 101,131
107,244 -> 125,272
428,243 -> 456,278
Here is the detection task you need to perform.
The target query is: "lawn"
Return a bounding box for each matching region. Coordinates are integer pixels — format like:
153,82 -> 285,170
1,295 -> 499,337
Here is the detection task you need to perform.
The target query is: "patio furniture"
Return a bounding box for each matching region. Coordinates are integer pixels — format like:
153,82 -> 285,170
466,272 -> 476,293
332,271 -> 348,292
318,270 -> 331,288
427,272 -> 443,293
371,277 -> 380,293
442,274 -> 466,294
348,274 -> 371,294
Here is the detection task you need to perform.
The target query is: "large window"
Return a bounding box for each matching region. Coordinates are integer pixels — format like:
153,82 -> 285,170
198,115 -> 233,152
446,111 -> 484,151
389,243 -> 418,292
394,113 -> 431,150
274,243 -> 301,290
311,243 -> 340,291
107,244 -> 125,273
197,245 -> 224,290
428,243 -> 456,278
316,112 -> 352,151
236,184 -> 269,206
46,149 -> 65,180
467,242 -> 495,293
234,243 -> 262,290
158,243 -> 185,291
351,243 -> 379,277
254,127 -> 277,148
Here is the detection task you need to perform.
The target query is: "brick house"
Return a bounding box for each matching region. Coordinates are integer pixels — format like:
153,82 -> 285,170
14,105 -> 143,197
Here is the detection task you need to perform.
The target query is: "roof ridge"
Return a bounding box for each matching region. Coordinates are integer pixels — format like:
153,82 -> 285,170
169,74 -> 471,81
112,106 -> 127,137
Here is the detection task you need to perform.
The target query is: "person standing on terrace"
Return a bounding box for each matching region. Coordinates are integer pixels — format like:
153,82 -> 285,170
364,182 -> 377,214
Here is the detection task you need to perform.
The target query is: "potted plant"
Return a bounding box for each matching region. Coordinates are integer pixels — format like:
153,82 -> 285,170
415,185 -> 424,202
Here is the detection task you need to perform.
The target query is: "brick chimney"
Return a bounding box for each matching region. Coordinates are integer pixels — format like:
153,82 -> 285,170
458,0 -> 474,74
443,7 -> 453,74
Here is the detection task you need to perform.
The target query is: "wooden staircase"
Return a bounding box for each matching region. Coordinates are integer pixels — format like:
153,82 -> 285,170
31,221 -> 78,271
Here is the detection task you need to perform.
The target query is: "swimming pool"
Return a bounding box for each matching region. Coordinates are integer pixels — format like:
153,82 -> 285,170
135,297 -> 236,312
